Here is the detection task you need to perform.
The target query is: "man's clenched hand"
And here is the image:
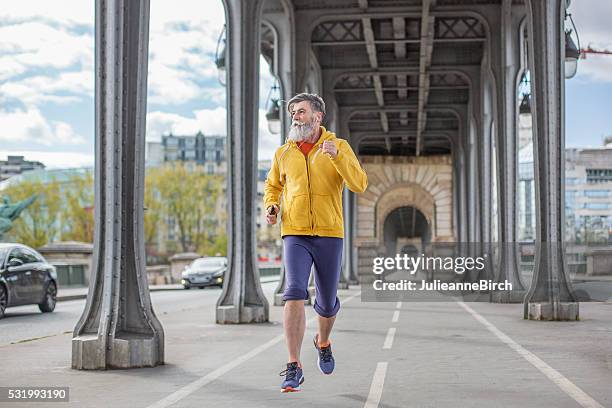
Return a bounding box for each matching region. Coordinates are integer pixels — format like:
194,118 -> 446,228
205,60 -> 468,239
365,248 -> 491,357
266,204 -> 280,225
322,140 -> 338,159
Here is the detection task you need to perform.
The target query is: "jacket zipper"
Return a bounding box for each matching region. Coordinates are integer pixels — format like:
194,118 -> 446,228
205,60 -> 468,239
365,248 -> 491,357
303,147 -> 315,234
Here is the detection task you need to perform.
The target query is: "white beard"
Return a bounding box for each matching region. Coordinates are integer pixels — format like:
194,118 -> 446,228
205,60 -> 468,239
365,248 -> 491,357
288,120 -> 318,142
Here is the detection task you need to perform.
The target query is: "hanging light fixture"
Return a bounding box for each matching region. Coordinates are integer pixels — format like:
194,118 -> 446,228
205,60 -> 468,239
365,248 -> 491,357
265,82 -> 281,134
215,25 -> 227,86
564,8 -> 581,79
519,93 -> 531,114
564,29 -> 580,79
518,72 -> 531,114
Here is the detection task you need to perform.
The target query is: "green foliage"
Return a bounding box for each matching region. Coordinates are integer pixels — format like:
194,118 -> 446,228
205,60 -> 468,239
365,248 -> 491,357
2,164 -> 228,259
60,171 -> 94,243
2,178 -> 63,248
145,162 -> 226,256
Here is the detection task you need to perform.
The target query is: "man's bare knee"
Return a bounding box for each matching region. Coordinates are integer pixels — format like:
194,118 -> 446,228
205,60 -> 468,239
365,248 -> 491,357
285,300 -> 305,309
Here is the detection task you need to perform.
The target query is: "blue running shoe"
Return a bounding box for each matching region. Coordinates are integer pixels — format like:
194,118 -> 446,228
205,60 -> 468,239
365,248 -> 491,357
279,362 -> 304,392
313,334 -> 335,375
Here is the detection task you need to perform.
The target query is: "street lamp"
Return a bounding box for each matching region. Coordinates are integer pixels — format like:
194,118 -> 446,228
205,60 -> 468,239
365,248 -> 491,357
518,72 -> 531,114
265,82 -> 281,134
519,93 -> 531,114
215,25 -> 226,86
564,5 -> 581,80
564,29 -> 580,79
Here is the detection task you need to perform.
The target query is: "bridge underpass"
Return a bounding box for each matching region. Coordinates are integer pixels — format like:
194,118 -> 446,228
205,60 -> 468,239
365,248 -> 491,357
383,205 -> 431,256
44,1 -> 611,406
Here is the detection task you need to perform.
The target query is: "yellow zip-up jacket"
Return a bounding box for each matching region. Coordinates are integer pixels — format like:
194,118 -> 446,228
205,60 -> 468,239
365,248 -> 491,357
264,126 -> 368,238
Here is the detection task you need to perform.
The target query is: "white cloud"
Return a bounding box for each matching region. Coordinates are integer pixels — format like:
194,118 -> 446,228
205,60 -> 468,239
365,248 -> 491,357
568,0 -> 612,83
0,70 -> 93,106
1,1 -> 225,108
0,21 -> 93,82
0,108 -> 86,146
0,151 -> 93,170
149,1 -> 225,31
0,0 -> 92,26
574,54 -> 612,84
147,61 -> 203,104
146,107 -> 227,140
147,14 -> 224,104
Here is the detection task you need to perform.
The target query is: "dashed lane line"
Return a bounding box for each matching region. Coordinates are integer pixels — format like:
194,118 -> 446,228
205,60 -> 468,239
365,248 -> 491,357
392,310 -> 400,323
146,291 -> 362,408
382,327 -> 396,350
363,362 -> 389,408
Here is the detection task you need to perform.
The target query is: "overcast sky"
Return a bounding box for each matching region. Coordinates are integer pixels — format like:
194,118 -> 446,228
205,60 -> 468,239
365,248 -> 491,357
0,0 -> 611,169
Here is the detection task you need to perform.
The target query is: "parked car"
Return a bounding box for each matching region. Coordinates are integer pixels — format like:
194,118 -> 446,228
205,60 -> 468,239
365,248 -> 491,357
0,243 -> 58,318
181,257 -> 227,289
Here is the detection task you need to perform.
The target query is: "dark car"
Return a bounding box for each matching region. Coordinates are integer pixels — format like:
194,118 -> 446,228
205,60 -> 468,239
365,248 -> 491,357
0,243 -> 58,318
181,257 -> 227,289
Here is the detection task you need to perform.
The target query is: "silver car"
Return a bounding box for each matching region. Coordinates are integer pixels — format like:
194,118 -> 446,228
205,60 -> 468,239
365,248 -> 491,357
181,257 -> 227,289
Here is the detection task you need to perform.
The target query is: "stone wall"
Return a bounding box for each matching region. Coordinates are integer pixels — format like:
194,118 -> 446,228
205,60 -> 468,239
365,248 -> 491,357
355,155 -> 455,281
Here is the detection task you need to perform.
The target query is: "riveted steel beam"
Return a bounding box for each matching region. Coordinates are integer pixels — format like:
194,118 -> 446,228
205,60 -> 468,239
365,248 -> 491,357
216,0 -> 269,324
523,0 -> 578,321
72,0 -> 164,370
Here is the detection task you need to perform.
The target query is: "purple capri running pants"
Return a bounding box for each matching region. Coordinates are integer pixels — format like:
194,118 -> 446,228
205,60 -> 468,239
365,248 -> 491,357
282,235 -> 343,318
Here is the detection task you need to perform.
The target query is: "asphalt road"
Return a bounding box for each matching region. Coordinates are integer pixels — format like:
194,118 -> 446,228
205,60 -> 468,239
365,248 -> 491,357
0,282 -> 278,347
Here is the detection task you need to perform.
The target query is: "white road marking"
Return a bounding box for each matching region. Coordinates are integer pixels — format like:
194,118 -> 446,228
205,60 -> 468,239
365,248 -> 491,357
392,310 -> 400,323
458,301 -> 605,408
146,291 -> 362,408
395,301 -> 402,309
382,327 -> 396,350
363,362 -> 389,408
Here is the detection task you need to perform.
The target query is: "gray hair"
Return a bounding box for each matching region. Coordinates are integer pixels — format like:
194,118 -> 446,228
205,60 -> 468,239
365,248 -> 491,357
287,93 -> 326,116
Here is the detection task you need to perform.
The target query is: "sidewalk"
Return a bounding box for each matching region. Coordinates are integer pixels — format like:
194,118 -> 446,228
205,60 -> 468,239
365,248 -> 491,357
57,276 -> 280,302
2,285 -> 611,407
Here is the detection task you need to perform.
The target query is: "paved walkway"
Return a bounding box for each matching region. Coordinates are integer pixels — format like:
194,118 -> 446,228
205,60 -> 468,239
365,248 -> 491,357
1,286 -> 611,408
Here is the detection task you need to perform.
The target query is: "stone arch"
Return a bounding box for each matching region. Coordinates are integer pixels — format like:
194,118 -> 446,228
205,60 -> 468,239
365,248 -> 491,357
356,156 -> 455,245
375,183 -> 435,241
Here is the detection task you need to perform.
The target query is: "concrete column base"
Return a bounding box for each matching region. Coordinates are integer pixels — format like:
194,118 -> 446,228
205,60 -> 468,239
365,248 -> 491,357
525,302 -> 579,321
72,333 -> 163,370
216,305 -> 268,324
490,290 -> 526,304
72,335 -> 105,370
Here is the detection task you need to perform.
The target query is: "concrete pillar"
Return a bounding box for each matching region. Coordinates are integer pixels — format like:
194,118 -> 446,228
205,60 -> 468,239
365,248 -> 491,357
491,0 -> 527,302
339,186 -> 350,290
348,191 -> 359,285
451,142 -> 463,243
216,0 -> 269,323
467,119 -> 480,246
457,145 -> 469,244
72,0 -> 164,370
523,0 -> 578,320
263,9 -> 296,307
479,68 -> 496,281
274,263 -> 287,306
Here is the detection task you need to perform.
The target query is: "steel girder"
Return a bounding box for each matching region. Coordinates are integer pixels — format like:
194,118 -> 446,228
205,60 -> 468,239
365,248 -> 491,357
72,0 -> 164,370
487,0 -> 528,302
523,0 -> 578,320
216,0 -> 269,324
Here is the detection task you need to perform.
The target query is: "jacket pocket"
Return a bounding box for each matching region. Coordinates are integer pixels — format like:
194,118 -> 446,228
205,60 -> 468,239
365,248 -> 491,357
288,194 -> 310,229
312,194 -> 336,229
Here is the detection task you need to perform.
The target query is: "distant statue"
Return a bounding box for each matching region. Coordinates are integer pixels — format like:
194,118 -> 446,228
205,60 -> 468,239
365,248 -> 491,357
0,195 -> 37,241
